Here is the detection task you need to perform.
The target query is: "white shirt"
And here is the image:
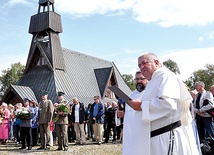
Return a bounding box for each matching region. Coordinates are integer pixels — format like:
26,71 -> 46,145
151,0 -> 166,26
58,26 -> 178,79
74,104 -> 80,123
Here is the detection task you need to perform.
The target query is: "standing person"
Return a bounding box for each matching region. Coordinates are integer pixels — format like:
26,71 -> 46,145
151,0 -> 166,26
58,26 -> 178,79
188,89 -> 203,155
54,91 -> 69,151
85,103 -> 94,141
103,102 -> 111,139
104,101 -> 117,143
122,71 -> 148,155
30,100 -> 38,146
37,91 -> 54,150
71,97 -> 86,145
13,103 -> 22,144
116,99 -> 125,142
129,52 -> 200,155
67,103 -> 76,143
90,95 -> 105,145
18,98 -> 34,150
194,82 -> 214,151
8,104 -> 15,142
0,103 -> 10,145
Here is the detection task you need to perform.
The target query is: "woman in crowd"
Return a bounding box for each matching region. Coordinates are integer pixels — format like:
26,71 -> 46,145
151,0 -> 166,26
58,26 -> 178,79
30,100 -> 38,146
13,103 -> 22,144
8,104 -> 15,141
0,103 -> 10,144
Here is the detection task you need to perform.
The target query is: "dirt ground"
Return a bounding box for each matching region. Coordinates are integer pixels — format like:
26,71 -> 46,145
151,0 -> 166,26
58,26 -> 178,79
0,141 -> 122,155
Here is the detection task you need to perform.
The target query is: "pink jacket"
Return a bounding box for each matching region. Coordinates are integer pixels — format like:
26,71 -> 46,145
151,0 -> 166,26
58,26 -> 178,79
1,109 -> 10,124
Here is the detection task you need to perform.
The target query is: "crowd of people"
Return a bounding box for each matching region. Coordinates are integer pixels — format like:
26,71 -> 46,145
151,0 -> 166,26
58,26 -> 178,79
0,52 -> 214,155
0,92 -> 124,151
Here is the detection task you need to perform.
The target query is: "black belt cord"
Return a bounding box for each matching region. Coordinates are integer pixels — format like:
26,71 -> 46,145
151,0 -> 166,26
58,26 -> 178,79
167,127 -> 175,155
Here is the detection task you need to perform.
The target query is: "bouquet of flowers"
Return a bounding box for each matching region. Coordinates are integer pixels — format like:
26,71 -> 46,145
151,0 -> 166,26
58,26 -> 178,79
18,108 -> 30,119
56,103 -> 69,113
53,101 -> 70,123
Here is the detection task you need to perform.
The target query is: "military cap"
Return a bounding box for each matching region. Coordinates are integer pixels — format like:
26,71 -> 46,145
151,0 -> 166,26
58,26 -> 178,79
57,91 -> 65,96
41,90 -> 48,95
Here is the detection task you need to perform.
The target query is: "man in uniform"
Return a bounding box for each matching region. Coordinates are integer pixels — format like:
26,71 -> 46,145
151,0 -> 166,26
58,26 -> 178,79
54,91 -> 69,151
37,91 -> 54,150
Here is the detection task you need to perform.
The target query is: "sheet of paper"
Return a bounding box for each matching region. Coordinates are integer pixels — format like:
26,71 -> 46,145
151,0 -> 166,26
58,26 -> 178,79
108,85 -> 132,108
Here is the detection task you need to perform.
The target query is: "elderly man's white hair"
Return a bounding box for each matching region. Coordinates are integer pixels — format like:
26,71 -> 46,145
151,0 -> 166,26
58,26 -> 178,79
112,101 -> 117,106
138,52 -> 159,60
195,81 -> 205,87
72,97 -> 78,101
138,52 -> 163,67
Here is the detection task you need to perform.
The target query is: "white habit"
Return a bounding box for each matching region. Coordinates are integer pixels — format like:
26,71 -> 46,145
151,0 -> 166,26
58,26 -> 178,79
122,90 -> 144,155
140,67 -> 199,155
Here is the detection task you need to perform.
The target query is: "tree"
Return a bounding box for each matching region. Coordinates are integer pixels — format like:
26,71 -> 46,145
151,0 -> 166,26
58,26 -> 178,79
163,59 -> 180,74
185,64 -> 214,90
122,74 -> 135,91
0,62 -> 25,97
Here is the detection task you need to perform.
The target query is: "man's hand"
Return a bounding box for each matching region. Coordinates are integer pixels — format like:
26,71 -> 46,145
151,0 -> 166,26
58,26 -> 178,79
129,99 -> 142,111
58,111 -> 64,115
197,110 -> 204,116
93,117 -> 96,120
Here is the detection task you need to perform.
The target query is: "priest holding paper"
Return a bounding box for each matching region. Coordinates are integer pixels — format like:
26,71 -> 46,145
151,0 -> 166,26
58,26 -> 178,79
129,53 -> 200,155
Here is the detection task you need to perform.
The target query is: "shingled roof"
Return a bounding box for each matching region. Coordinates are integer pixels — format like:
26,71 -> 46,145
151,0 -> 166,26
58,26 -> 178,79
54,49 -> 132,104
1,85 -> 38,104
14,48 -> 131,104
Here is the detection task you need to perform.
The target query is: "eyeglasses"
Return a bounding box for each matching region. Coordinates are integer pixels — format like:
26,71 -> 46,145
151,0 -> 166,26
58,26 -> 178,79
134,78 -> 146,81
138,59 -> 156,68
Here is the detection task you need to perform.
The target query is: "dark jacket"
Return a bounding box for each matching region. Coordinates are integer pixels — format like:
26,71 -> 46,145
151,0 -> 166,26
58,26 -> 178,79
90,102 -> 104,124
106,107 -> 117,125
71,102 -> 86,124
85,107 -> 91,121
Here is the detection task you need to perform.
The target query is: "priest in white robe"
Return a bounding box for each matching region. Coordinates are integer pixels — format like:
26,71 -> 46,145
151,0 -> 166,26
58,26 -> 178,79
129,52 -> 200,155
122,71 -> 148,155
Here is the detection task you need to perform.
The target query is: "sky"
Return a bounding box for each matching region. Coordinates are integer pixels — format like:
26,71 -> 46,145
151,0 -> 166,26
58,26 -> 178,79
0,0 -> 214,81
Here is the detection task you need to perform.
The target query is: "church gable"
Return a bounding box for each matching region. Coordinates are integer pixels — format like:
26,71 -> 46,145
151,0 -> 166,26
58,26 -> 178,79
94,67 -> 118,98
24,41 -> 53,73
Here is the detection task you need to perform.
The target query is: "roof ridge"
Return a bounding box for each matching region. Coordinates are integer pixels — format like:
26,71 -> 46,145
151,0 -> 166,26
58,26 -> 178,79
62,47 -> 112,63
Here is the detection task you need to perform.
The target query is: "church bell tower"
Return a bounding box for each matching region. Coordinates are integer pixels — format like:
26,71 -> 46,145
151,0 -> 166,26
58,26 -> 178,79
24,0 -> 64,73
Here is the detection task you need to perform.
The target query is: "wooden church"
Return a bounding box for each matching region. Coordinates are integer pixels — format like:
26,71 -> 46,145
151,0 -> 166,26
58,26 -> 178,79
1,0 -> 131,105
